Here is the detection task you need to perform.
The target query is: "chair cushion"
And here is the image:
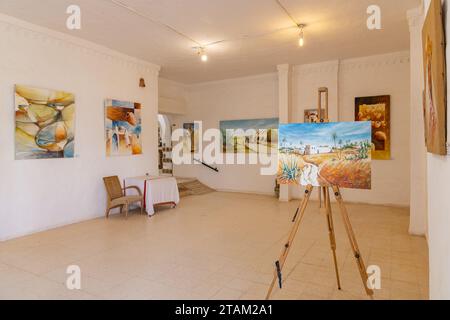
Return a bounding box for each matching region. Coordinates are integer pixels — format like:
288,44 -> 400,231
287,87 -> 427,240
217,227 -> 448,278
111,195 -> 143,207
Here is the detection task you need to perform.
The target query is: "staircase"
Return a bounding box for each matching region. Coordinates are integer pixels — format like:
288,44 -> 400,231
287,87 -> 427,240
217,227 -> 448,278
176,178 -> 215,198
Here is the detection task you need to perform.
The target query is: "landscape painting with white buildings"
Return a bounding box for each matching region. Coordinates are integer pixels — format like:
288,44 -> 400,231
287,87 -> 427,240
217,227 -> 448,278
278,122 -> 372,190
220,118 -> 279,154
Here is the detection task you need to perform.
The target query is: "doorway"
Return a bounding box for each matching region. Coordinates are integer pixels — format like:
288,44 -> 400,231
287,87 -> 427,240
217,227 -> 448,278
158,114 -> 173,176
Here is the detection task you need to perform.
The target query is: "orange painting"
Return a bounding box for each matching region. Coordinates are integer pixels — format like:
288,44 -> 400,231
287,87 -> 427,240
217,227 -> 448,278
355,96 -> 390,160
278,122 -> 372,190
105,99 -> 142,157
422,0 -> 447,155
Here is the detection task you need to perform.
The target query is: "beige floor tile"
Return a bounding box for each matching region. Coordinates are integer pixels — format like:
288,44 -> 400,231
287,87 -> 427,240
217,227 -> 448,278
390,280 -> 422,300
211,287 -> 244,300
225,277 -> 259,292
0,265 -> 36,290
0,192 -> 429,300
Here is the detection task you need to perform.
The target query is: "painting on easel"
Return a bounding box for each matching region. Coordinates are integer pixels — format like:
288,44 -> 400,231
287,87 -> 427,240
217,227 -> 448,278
278,122 -> 372,190
304,109 -> 325,123
422,0 -> 447,155
355,95 -> 391,160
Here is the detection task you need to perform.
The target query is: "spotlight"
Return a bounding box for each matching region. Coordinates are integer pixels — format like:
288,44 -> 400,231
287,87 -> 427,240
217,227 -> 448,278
197,47 -> 208,62
298,24 -> 305,47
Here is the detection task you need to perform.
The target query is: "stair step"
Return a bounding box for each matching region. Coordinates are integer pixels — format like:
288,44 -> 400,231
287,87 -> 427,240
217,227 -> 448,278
177,179 -> 215,197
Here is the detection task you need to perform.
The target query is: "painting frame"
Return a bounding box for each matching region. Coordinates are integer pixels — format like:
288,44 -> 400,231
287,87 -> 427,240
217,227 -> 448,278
183,122 -> 200,153
304,109 -> 326,123
422,0 -> 447,155
355,95 -> 391,160
219,118 -> 279,154
15,84 -> 76,160
105,99 -> 143,157
278,122 -> 372,190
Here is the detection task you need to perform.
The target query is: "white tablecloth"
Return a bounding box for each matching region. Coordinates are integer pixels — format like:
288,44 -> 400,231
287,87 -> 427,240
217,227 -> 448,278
124,176 -> 180,216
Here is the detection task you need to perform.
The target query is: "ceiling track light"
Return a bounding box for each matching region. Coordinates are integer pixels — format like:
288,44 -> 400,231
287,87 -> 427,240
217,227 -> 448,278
275,0 -> 308,47
298,24 -> 305,47
111,0 -> 309,60
194,47 -> 208,62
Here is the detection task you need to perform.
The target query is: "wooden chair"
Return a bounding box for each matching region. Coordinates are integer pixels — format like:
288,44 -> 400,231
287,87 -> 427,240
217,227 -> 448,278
103,176 -> 144,218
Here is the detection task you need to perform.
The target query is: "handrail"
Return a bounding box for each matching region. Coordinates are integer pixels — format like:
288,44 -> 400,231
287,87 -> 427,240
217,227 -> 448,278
193,158 -> 219,173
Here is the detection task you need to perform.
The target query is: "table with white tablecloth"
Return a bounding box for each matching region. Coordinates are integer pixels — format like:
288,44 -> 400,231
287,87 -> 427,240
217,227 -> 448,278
124,176 -> 180,216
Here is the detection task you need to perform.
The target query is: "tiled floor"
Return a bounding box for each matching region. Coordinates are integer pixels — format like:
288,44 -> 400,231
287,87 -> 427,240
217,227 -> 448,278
0,192 -> 429,300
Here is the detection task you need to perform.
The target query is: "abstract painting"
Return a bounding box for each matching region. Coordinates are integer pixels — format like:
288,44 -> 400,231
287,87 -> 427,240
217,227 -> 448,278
183,123 -> 200,153
220,118 -> 279,153
15,85 -> 75,160
278,122 -> 372,190
304,109 -> 325,123
355,96 -> 391,160
105,99 -> 142,157
422,0 -> 447,155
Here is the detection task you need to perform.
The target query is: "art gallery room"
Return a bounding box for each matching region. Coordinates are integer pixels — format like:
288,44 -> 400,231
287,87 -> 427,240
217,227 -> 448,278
0,0 -> 449,304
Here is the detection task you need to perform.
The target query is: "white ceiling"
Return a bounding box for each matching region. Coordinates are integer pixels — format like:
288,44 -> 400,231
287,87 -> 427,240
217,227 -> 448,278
0,0 -> 420,83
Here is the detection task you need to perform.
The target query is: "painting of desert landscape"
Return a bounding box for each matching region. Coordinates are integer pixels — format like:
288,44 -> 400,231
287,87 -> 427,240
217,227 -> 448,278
15,85 -> 75,160
278,122 -> 372,190
220,118 -> 278,153
355,95 -> 391,160
105,99 -> 142,157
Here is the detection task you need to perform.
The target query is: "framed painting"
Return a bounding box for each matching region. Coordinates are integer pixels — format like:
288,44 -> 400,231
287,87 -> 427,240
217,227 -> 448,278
304,109 -> 325,123
15,85 -> 75,160
355,95 -> 391,160
183,122 -> 200,153
220,118 -> 279,154
422,0 -> 447,155
105,99 -> 142,157
278,122 -> 372,190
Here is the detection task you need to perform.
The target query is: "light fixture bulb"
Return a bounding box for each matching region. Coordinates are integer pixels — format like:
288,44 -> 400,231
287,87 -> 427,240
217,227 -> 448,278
298,24 -> 305,47
197,48 -> 208,62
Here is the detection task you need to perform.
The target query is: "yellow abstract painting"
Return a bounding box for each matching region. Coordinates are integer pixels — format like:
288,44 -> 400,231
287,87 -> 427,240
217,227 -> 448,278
15,85 -> 75,160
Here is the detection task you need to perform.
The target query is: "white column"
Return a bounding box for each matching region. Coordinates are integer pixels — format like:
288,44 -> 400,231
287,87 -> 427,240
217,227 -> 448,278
407,7 -> 428,236
277,64 -> 292,202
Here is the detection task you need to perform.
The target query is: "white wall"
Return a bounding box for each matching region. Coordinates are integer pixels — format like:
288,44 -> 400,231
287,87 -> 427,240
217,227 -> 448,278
172,73 -> 279,195
292,60 -> 339,123
408,7 -> 429,236
169,52 -> 411,206
423,0 -> 450,300
0,14 -> 160,240
159,78 -> 187,115
338,52 -> 411,206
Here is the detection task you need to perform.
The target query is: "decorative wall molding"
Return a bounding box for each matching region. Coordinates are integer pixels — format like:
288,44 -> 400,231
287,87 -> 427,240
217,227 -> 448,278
407,7 -> 424,29
188,72 -> 277,89
160,77 -> 189,90
339,51 -> 410,72
277,64 -> 291,73
0,13 -> 161,76
159,96 -> 187,115
293,60 -> 340,76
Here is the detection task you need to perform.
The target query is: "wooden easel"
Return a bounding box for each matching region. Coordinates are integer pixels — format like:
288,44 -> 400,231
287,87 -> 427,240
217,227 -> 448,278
266,88 -> 374,300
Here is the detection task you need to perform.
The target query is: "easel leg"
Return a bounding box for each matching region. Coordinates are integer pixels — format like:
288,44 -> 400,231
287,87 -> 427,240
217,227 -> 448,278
324,187 -> 341,290
332,186 -> 374,297
266,185 -> 314,300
